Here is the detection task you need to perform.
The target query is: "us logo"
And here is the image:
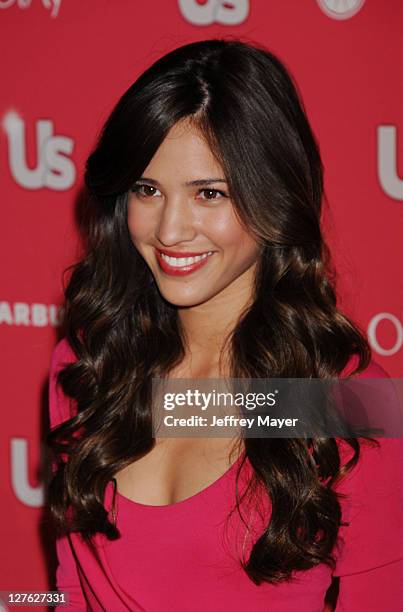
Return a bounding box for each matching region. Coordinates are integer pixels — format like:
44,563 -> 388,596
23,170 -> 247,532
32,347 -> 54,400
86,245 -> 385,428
178,0 -> 249,26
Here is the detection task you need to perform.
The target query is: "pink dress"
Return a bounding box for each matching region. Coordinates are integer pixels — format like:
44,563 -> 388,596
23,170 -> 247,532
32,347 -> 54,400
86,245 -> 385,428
49,339 -> 403,611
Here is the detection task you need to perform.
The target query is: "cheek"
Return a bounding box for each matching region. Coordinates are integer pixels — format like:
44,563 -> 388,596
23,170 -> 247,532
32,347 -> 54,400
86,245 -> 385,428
127,202 -> 153,242
205,210 -> 244,247
211,215 -> 258,256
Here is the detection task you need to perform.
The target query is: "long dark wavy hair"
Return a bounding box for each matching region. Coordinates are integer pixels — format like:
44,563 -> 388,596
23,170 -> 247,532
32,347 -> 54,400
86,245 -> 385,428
47,37 -> 376,584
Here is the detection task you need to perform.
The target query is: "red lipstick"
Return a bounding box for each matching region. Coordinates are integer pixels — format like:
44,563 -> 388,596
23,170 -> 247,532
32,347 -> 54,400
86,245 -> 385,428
155,248 -> 214,277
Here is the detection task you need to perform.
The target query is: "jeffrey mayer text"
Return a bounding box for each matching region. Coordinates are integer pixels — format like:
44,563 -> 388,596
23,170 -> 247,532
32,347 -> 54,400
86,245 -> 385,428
211,415 -> 299,428
163,415 -> 299,429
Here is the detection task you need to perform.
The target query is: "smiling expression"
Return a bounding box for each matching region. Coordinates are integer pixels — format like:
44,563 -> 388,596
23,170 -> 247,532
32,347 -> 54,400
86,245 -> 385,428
127,118 -> 261,308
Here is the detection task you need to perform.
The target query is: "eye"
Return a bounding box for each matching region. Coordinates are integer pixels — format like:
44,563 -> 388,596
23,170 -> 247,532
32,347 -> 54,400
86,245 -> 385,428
130,184 -> 228,202
130,183 -> 161,198
198,188 -> 227,201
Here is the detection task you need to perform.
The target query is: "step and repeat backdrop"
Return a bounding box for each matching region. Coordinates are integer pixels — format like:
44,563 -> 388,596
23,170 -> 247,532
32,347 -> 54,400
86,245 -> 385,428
1,0 -> 402,607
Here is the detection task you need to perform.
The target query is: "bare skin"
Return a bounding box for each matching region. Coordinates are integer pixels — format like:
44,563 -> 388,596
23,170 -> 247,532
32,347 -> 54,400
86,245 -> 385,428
114,357 -> 244,506
114,118 -> 260,505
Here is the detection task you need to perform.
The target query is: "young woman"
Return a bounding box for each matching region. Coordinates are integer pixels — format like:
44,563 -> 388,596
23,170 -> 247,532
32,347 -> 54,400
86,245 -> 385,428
47,38 -> 403,611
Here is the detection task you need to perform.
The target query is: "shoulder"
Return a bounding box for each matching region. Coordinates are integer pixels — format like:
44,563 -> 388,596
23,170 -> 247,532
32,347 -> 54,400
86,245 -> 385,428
337,353 -> 399,460
340,353 -> 390,379
50,337 -> 77,372
336,437 -> 403,493
336,354 -> 400,477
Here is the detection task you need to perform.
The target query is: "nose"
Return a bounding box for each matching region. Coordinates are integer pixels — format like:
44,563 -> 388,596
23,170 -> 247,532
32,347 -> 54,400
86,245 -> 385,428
156,194 -> 197,246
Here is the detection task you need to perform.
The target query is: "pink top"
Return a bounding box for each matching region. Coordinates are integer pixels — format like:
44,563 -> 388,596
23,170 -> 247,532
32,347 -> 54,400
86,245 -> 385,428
49,338 -> 403,611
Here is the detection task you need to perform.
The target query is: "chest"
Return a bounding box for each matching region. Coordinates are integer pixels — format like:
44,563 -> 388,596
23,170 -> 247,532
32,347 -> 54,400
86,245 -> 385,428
113,437 -> 243,506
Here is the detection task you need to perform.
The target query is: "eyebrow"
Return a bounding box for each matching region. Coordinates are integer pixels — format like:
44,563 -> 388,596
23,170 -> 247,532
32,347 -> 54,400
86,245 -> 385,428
136,177 -> 227,187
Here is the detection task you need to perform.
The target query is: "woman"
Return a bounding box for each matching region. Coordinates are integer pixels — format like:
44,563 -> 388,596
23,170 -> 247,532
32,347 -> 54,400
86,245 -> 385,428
47,38 -> 403,611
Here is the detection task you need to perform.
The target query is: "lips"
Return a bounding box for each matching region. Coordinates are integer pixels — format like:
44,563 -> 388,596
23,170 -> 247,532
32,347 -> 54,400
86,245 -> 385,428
155,248 -> 214,277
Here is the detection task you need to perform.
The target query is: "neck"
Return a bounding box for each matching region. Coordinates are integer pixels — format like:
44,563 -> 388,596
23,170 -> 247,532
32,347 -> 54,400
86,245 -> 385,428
177,265 -> 256,366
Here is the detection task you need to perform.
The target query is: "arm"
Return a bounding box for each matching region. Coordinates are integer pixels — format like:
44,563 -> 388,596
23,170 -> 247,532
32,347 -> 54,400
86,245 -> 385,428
54,536 -> 87,611
49,339 -> 87,611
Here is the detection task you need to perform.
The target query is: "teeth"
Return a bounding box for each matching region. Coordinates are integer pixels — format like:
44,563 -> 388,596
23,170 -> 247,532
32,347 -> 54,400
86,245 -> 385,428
160,251 -> 213,268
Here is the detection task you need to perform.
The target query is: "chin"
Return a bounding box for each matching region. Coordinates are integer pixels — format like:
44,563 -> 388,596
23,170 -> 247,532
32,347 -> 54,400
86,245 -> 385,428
158,288 -> 211,308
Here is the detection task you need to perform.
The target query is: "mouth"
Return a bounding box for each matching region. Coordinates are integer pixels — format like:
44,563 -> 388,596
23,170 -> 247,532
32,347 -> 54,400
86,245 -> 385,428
155,248 -> 215,276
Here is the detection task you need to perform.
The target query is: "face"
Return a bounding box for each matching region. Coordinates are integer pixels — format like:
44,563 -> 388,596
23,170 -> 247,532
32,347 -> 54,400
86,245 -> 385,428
127,118 -> 261,309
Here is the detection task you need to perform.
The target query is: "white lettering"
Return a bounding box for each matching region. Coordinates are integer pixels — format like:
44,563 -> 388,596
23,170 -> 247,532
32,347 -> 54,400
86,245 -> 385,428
316,0 -> 365,20
368,312 -> 402,356
0,0 -> 62,18
257,416 -> 299,428
11,438 -> 44,508
0,301 -> 62,327
178,0 -> 249,26
2,111 -> 76,190
377,125 -> 403,200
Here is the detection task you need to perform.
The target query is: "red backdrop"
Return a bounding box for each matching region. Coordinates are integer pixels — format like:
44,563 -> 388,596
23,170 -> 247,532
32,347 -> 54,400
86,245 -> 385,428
1,1 -> 402,607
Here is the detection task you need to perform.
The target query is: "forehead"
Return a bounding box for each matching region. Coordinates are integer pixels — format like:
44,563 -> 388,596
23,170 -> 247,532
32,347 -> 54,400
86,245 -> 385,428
143,119 -> 224,180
